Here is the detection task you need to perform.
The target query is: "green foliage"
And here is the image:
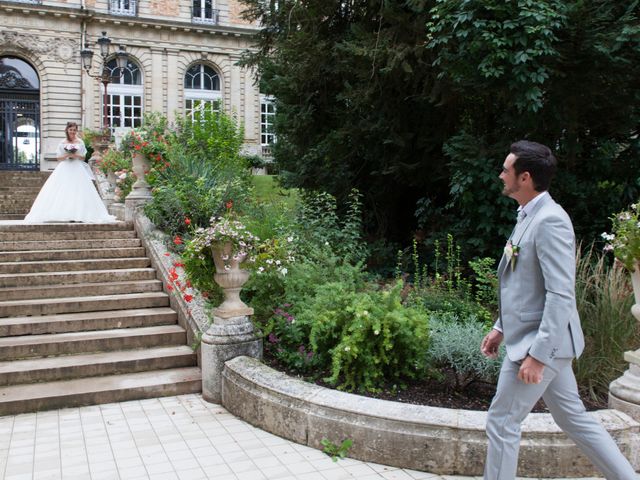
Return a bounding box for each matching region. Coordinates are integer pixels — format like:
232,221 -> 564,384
143,110 -> 250,242
574,246 -> 640,402
299,282 -> 430,392
321,438 -> 353,462
604,201 -> 640,271
240,0 -> 640,257
96,148 -> 130,174
428,315 -> 503,389
171,109 -> 246,175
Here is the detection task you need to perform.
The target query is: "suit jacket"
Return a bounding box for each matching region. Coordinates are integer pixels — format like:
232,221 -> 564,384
495,193 -> 585,363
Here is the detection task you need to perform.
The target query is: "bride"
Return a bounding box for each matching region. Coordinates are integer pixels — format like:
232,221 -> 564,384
24,122 -> 116,223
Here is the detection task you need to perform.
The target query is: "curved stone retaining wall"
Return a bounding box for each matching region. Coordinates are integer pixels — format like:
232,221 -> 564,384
222,356 -> 640,477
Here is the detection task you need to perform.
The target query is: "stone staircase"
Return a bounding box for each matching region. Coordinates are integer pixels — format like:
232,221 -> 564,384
0,170 -> 50,220
0,221 -> 201,415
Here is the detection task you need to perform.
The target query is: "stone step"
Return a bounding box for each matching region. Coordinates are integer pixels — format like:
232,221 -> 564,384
0,246 -> 146,262
0,214 -> 25,220
0,257 -> 151,274
0,230 -> 136,241
0,222 -> 132,232
0,279 -> 163,301
0,325 -> 186,360
0,268 -> 157,288
0,307 -> 177,337
0,186 -> 42,192
0,345 -> 196,386
0,291 -> 169,317
0,367 -> 202,415
0,238 -> 142,251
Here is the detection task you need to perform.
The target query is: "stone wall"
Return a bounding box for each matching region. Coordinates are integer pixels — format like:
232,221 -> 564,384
222,356 -> 640,477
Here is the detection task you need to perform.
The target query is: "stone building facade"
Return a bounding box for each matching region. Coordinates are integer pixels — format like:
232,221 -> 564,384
0,0 -> 265,171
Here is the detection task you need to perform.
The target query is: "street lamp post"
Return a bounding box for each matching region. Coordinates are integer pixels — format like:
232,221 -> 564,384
80,31 -> 129,132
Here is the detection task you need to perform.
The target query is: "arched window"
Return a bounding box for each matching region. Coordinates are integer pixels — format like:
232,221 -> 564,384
0,57 -> 40,170
184,63 -> 221,120
104,57 -> 143,130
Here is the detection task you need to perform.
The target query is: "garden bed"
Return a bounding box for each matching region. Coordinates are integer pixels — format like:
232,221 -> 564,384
263,354 -> 607,413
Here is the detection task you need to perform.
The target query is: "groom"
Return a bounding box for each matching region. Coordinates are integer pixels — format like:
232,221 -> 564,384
480,140 -> 637,479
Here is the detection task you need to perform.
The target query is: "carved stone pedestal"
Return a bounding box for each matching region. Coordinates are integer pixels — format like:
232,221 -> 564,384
124,152 -> 152,221
609,267 -> 640,421
201,315 -> 262,404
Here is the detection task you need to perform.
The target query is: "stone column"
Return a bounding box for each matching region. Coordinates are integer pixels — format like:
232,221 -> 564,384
609,267 -> 640,421
201,244 -> 262,404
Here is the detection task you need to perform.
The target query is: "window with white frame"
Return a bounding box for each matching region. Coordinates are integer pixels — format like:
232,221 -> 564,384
184,63 -> 221,120
192,0 -> 219,24
260,95 -> 276,146
110,0 -> 137,16
104,58 -> 143,131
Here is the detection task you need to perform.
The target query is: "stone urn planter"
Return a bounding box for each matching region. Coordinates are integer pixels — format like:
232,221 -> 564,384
129,152 -> 151,196
210,242 -> 254,319
609,262 -> 640,421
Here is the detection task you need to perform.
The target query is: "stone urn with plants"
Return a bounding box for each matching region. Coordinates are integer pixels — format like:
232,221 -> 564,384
604,200 -> 640,420
189,214 -> 263,403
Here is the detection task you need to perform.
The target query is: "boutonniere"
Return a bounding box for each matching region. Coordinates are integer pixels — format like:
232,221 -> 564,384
504,241 -> 521,271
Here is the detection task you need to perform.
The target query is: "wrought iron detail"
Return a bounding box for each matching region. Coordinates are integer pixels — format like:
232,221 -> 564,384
0,71 -> 32,90
0,93 -> 40,171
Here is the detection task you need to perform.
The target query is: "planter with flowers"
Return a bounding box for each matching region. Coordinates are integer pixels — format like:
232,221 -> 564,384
603,200 -> 640,320
604,200 -> 640,421
189,215 -> 260,319
188,214 -> 263,403
121,127 -> 169,199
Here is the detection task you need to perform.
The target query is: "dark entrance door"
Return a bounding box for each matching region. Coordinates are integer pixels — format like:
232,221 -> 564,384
0,57 -> 41,171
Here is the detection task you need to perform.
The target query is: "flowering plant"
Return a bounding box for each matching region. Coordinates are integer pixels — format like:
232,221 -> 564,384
95,149 -> 130,175
504,241 -> 520,272
188,216 -> 259,271
121,129 -> 169,166
602,201 -> 640,271
113,168 -> 135,202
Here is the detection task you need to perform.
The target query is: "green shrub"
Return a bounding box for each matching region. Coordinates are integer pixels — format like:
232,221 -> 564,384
574,246 -> 639,402
428,315 -> 503,389
298,282 -> 430,392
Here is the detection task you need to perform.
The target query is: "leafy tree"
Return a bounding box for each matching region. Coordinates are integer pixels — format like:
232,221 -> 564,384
240,0 -> 640,259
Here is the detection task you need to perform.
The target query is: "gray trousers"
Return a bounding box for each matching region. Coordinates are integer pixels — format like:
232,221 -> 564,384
484,357 -> 637,480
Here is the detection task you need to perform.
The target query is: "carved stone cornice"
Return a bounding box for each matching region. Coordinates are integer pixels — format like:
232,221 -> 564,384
0,31 -> 78,64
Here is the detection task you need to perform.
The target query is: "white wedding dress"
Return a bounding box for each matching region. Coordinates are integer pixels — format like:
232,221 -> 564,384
24,140 -> 116,223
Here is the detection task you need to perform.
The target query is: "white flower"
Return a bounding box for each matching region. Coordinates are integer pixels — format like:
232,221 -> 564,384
275,260 -> 281,265
257,266 -> 265,274
266,259 -> 273,265
344,346 -> 350,352
324,241 -> 330,246
373,330 -> 380,335
504,242 -> 514,262
601,232 -> 615,241
362,310 -> 369,316
280,267 -> 288,276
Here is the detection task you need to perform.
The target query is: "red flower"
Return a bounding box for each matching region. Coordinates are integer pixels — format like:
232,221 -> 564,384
184,218 -> 191,226
225,200 -> 234,211
173,236 -> 183,245
164,252 -> 170,257
167,284 -> 174,291
134,144 -> 141,150
173,262 -> 185,268
184,294 -> 193,303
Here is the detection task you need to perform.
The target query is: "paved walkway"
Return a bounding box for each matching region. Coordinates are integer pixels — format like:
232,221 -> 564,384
0,394 -> 614,480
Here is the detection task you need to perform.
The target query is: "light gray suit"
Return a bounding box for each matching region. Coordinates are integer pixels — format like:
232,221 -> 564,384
484,193 -> 637,480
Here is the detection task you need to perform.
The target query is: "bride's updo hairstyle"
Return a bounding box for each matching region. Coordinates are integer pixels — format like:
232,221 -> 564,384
65,121 -> 79,142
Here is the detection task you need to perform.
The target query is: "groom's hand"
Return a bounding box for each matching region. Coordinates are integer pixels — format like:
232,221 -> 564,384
481,329 -> 503,359
518,355 -> 545,384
